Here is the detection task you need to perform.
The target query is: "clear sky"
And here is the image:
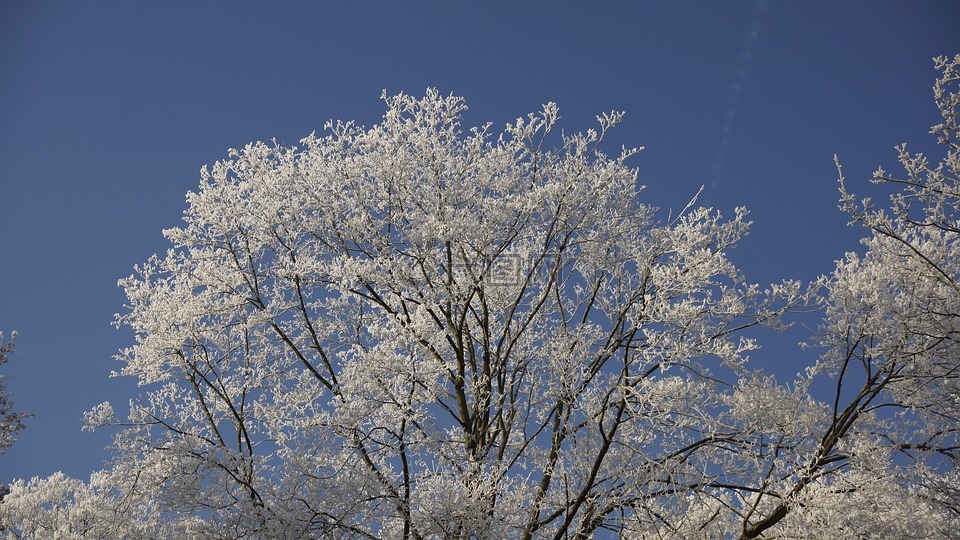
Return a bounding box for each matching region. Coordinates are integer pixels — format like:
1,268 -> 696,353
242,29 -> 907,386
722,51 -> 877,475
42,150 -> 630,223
1,1 -> 958,486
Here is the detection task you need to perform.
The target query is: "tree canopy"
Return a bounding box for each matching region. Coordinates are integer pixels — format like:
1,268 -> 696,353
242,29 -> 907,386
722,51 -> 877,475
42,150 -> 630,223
1,56 -> 958,539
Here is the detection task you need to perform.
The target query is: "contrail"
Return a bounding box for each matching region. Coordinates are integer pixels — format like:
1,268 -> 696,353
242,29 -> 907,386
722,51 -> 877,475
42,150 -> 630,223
710,0 -> 767,191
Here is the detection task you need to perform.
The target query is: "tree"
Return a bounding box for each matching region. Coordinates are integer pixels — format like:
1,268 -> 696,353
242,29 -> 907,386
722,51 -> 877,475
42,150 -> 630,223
0,331 -> 30,508
0,332 -> 28,455
0,90 -> 811,538
718,54 -> 960,538
0,472 -> 182,539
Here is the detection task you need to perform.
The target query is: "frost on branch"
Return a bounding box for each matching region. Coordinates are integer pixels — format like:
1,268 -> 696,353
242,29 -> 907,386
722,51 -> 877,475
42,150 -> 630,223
82,401 -> 116,432
833,55 -> 960,426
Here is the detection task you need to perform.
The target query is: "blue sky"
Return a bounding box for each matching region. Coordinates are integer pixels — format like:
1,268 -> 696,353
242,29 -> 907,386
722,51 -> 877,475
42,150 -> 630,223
1,1 -> 958,485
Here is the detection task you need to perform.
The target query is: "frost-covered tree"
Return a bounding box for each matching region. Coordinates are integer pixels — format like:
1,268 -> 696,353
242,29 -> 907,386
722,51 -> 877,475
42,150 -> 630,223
0,331 -> 30,510
718,54 -> 960,539
0,472 -> 187,539
0,90 -> 811,538
0,332 -> 28,455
